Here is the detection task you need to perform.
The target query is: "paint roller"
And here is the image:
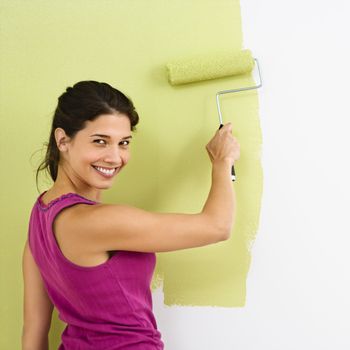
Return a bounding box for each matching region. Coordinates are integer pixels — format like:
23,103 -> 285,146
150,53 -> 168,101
165,49 -> 262,181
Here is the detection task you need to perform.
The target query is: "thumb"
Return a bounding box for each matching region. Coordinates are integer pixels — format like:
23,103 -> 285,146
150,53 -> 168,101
225,122 -> 233,132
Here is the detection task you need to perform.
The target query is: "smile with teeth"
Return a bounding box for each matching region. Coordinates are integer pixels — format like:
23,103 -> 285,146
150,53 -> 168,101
92,165 -> 117,177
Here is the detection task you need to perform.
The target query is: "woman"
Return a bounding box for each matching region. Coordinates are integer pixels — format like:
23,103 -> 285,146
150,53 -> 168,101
22,80 -> 240,350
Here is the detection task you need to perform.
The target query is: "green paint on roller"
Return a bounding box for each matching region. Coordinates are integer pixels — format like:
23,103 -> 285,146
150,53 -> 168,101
166,49 -> 254,85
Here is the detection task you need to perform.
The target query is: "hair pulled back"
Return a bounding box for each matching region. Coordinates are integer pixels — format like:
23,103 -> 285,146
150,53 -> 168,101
36,81 -> 139,187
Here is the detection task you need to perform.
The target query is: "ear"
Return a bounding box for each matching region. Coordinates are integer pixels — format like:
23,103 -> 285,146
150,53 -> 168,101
54,128 -> 71,152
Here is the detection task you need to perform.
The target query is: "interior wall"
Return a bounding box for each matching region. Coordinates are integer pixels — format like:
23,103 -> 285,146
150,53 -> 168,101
0,1 -> 261,348
152,1 -> 350,349
2,1 -> 349,349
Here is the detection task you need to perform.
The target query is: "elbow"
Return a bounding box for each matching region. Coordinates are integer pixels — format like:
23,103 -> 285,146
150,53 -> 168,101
200,213 -> 233,243
218,228 -> 232,242
214,221 -> 233,242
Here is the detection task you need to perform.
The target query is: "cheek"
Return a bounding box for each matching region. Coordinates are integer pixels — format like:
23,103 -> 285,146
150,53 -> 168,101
77,149 -> 100,166
122,150 -> 131,164
84,152 -> 98,163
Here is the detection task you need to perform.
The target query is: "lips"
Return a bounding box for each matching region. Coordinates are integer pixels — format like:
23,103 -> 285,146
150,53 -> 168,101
92,165 -> 118,178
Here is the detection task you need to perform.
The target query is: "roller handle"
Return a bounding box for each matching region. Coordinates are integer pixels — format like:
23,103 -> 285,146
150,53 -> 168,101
219,124 -> 236,182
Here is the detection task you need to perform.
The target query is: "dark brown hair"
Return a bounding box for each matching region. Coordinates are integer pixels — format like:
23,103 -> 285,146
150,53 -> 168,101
35,81 -> 139,188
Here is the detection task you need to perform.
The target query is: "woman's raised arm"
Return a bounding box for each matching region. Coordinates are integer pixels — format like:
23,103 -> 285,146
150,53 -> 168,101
54,123 -> 239,253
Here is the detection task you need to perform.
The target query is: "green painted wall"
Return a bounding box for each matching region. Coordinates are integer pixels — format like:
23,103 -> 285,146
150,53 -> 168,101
0,1 -> 262,348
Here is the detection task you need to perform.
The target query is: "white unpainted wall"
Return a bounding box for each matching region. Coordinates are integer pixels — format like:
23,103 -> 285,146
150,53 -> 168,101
152,1 -> 350,349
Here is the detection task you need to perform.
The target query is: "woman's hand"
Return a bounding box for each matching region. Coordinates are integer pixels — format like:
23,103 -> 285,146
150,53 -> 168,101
205,123 -> 240,166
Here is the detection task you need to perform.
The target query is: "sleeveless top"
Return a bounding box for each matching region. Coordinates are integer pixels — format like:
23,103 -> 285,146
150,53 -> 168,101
27,191 -> 164,350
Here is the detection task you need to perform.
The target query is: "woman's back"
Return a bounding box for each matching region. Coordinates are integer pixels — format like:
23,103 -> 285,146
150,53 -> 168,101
28,191 -> 164,350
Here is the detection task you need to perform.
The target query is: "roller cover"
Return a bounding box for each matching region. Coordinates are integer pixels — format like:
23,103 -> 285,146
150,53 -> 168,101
166,49 -> 254,86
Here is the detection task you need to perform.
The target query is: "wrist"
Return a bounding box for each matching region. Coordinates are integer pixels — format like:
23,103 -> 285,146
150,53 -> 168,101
211,158 -> 232,167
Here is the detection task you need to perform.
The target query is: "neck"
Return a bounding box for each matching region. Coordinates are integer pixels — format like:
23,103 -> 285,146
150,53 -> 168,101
46,165 -> 102,203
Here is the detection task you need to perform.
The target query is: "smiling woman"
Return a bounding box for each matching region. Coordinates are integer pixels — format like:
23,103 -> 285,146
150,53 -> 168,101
89,128 -> 133,179
53,113 -> 133,192
22,80 -> 240,350
35,81 -> 139,196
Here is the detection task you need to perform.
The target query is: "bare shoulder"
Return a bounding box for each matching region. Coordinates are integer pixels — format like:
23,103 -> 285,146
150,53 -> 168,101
53,203 -> 114,265
52,202 -> 109,237
53,202 -> 140,246
55,202 -> 134,228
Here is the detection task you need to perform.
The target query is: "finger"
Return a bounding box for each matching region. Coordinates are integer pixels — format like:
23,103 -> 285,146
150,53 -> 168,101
221,122 -> 232,133
225,122 -> 232,128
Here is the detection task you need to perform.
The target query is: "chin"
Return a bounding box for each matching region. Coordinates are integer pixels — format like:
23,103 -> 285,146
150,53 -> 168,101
95,182 -> 114,190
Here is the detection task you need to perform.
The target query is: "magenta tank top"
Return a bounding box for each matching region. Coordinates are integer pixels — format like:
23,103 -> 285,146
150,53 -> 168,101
28,191 -> 164,350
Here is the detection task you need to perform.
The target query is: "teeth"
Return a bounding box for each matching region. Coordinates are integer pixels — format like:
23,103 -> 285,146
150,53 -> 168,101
94,166 -> 116,175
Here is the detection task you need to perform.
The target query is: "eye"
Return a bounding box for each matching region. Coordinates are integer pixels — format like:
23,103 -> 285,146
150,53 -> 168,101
119,140 -> 130,147
93,139 -> 107,145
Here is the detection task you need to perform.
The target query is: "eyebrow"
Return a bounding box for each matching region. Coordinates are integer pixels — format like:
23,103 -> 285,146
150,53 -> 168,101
90,134 -> 132,139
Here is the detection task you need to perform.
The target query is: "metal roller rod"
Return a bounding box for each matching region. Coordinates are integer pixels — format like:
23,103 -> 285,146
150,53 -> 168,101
216,58 -> 262,125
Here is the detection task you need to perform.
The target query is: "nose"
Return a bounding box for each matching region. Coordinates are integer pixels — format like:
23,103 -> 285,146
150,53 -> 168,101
103,145 -> 128,166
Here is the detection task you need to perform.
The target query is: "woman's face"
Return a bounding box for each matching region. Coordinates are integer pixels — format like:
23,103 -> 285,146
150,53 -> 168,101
56,113 -> 132,190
